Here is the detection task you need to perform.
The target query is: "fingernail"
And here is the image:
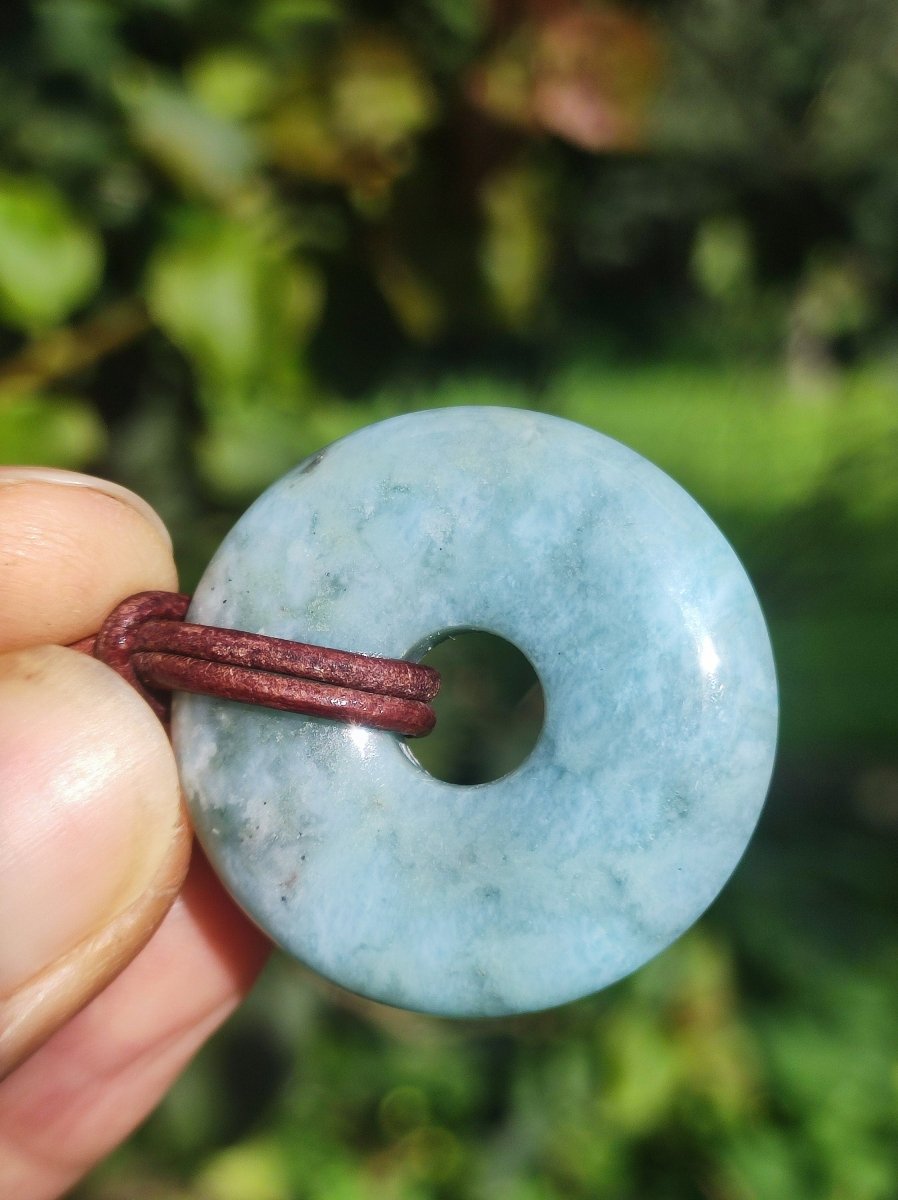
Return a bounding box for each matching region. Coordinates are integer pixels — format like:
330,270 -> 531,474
0,646 -> 183,996
0,466 -> 172,551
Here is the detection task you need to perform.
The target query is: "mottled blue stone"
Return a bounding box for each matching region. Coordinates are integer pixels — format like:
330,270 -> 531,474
173,407 -> 777,1017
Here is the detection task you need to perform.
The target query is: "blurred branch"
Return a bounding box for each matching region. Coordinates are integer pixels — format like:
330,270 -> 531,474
0,299 -> 150,400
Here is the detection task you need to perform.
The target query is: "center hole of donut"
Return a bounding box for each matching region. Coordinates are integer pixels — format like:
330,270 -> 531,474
408,631 -> 544,785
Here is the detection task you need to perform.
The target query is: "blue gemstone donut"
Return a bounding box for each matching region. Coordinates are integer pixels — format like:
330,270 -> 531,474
174,407 -> 777,1017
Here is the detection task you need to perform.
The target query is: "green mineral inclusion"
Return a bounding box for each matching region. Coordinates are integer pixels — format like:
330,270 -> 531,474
173,408 -> 778,1017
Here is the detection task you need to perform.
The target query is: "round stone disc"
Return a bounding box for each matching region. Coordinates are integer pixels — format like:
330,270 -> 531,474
173,407 -> 777,1017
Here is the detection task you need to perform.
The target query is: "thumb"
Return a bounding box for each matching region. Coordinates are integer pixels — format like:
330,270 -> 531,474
0,645 -> 190,1077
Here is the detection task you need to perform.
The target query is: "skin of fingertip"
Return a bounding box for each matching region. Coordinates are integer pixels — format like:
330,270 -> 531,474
0,468 -> 173,552
0,647 -> 190,1074
0,482 -> 178,651
0,818 -> 191,1080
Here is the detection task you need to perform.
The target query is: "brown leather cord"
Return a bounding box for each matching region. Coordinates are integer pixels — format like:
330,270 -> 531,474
74,591 -> 439,737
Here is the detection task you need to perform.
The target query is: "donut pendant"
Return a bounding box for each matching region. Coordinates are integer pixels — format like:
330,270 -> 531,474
172,407 -> 778,1017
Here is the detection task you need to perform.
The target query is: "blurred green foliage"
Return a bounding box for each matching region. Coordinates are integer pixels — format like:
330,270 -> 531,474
1,0 -> 896,1196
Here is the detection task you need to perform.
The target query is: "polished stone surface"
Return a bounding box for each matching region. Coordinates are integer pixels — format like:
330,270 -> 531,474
173,407 -> 778,1017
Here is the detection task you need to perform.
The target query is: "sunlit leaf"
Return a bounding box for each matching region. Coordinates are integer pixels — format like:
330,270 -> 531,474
0,393 -> 105,467
481,164 -> 551,329
197,1138 -> 291,1200
691,215 -> 755,301
267,32 -> 436,198
116,69 -> 258,201
600,1009 -> 681,1133
196,395 -> 321,499
145,210 -> 322,389
187,48 -> 275,120
0,176 -> 103,330
331,34 -> 437,152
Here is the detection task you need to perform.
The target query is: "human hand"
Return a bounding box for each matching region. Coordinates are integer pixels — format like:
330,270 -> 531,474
0,468 -> 270,1200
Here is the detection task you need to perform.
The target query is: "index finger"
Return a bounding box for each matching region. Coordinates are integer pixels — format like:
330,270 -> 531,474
0,468 -> 178,651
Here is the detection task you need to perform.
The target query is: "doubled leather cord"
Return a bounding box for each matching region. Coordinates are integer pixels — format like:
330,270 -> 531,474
72,591 -> 439,738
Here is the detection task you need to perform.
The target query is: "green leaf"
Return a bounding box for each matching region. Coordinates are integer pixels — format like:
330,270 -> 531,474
0,176 -> 103,331
187,48 -> 275,121
331,34 -> 438,152
720,1128 -> 813,1200
0,393 -> 106,467
691,215 -> 755,301
145,211 -> 322,391
195,396 -> 333,499
481,165 -> 550,329
197,1138 -> 291,1200
116,69 -> 258,201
